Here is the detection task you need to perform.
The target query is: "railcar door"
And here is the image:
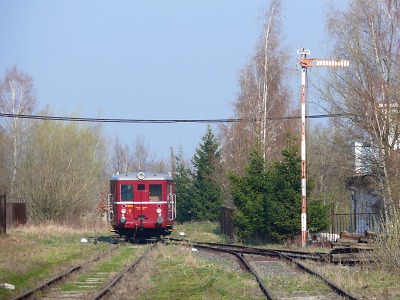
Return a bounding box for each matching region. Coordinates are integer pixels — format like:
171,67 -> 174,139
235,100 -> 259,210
109,181 -> 117,224
135,184 -> 149,218
167,181 -> 175,221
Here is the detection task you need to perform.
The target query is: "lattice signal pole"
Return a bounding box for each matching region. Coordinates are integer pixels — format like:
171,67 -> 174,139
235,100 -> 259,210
297,48 -> 349,248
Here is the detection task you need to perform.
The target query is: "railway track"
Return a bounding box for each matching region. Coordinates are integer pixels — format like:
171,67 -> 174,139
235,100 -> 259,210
10,241 -> 156,300
11,245 -> 121,300
10,236 -> 361,299
165,237 -> 329,261
164,238 -> 360,299
90,243 -> 157,300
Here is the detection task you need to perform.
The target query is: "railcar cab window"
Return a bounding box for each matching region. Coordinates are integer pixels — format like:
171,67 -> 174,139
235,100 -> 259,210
149,184 -> 162,202
121,184 -> 133,201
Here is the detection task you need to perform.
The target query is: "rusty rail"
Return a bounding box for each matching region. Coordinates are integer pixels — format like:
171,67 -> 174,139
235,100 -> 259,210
11,246 -> 120,300
90,243 -> 157,300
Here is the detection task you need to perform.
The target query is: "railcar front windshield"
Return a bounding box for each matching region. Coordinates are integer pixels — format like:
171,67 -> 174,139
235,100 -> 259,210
121,184 -> 133,201
149,184 -> 162,201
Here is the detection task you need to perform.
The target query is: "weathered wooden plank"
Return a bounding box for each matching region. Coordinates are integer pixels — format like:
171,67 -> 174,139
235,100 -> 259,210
331,252 -> 375,263
340,231 -> 364,240
358,237 -> 374,244
332,242 -> 374,250
336,238 -> 359,243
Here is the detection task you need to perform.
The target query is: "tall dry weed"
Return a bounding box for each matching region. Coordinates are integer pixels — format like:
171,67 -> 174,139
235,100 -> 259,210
9,214 -> 110,238
374,209 -> 400,272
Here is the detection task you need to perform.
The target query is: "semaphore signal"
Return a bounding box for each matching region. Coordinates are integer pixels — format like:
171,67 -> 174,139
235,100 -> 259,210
297,47 -> 350,248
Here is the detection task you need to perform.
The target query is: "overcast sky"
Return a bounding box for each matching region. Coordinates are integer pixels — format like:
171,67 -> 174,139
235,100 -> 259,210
0,0 -> 348,161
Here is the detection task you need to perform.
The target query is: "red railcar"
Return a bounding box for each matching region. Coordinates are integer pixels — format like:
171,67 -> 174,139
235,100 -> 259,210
107,171 -> 176,239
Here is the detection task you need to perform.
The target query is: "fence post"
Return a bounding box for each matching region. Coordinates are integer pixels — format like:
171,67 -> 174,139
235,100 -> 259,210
220,206 -> 234,238
0,188 -> 6,236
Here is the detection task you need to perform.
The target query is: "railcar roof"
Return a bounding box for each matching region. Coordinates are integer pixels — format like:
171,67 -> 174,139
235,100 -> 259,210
111,171 -> 173,181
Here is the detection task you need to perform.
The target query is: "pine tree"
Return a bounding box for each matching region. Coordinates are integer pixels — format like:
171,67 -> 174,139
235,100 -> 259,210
229,137 -> 330,243
265,139 -> 302,242
191,126 -> 223,221
229,144 -> 269,242
173,147 -> 194,223
265,137 -> 329,242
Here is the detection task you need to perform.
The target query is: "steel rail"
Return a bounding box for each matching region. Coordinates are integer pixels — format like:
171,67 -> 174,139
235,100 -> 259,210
90,243 -> 157,300
165,237 -> 325,261
11,245 -> 120,300
165,238 -> 359,299
192,244 -> 276,300
273,251 -> 360,300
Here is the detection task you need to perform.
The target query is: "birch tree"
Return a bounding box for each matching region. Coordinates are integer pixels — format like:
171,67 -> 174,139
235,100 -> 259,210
220,0 -> 292,173
0,66 -> 36,195
324,0 -> 400,213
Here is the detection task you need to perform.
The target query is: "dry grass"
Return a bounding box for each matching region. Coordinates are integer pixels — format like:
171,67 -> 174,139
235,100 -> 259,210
13,213 -> 111,236
108,244 -> 174,299
0,220 -> 113,299
264,272 -> 333,299
303,260 -> 400,299
110,243 -> 264,299
373,211 -> 400,272
4,220 -> 400,299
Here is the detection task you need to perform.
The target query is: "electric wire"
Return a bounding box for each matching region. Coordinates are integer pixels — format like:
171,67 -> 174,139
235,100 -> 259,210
0,112 -> 346,124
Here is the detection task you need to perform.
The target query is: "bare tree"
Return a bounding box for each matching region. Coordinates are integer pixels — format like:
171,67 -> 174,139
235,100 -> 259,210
111,137 -> 134,174
308,125 -> 354,212
0,66 -> 36,195
110,133 -> 167,174
0,133 -> 11,187
324,0 -> 400,213
220,0 -> 293,173
132,133 -> 162,171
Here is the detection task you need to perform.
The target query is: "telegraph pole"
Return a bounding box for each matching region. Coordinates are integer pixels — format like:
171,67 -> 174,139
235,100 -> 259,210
297,48 -> 349,247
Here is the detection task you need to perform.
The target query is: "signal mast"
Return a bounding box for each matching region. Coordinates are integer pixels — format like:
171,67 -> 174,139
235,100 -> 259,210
297,48 -> 349,248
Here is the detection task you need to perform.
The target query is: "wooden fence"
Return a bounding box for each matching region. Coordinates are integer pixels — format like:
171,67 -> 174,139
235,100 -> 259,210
0,188 -> 27,235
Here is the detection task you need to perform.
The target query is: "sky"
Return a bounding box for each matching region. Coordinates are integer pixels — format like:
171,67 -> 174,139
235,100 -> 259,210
0,0 -> 348,162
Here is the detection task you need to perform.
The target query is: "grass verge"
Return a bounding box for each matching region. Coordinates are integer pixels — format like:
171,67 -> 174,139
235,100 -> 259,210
0,221 -> 113,299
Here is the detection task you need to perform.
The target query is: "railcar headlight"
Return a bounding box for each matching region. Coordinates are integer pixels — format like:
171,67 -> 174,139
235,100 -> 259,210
156,208 -> 162,214
120,216 -> 126,224
121,208 -> 126,214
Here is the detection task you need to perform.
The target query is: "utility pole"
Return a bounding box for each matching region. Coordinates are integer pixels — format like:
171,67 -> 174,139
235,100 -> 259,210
297,48 -> 349,248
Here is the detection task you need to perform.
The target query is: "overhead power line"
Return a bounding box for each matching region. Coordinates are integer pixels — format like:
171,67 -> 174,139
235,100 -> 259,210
0,112 -> 345,124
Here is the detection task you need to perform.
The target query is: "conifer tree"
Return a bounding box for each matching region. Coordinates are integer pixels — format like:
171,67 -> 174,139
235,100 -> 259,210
229,144 -> 268,242
264,139 -> 302,242
265,138 -> 329,242
173,147 -> 194,223
191,126 -> 223,221
230,137 -> 329,243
